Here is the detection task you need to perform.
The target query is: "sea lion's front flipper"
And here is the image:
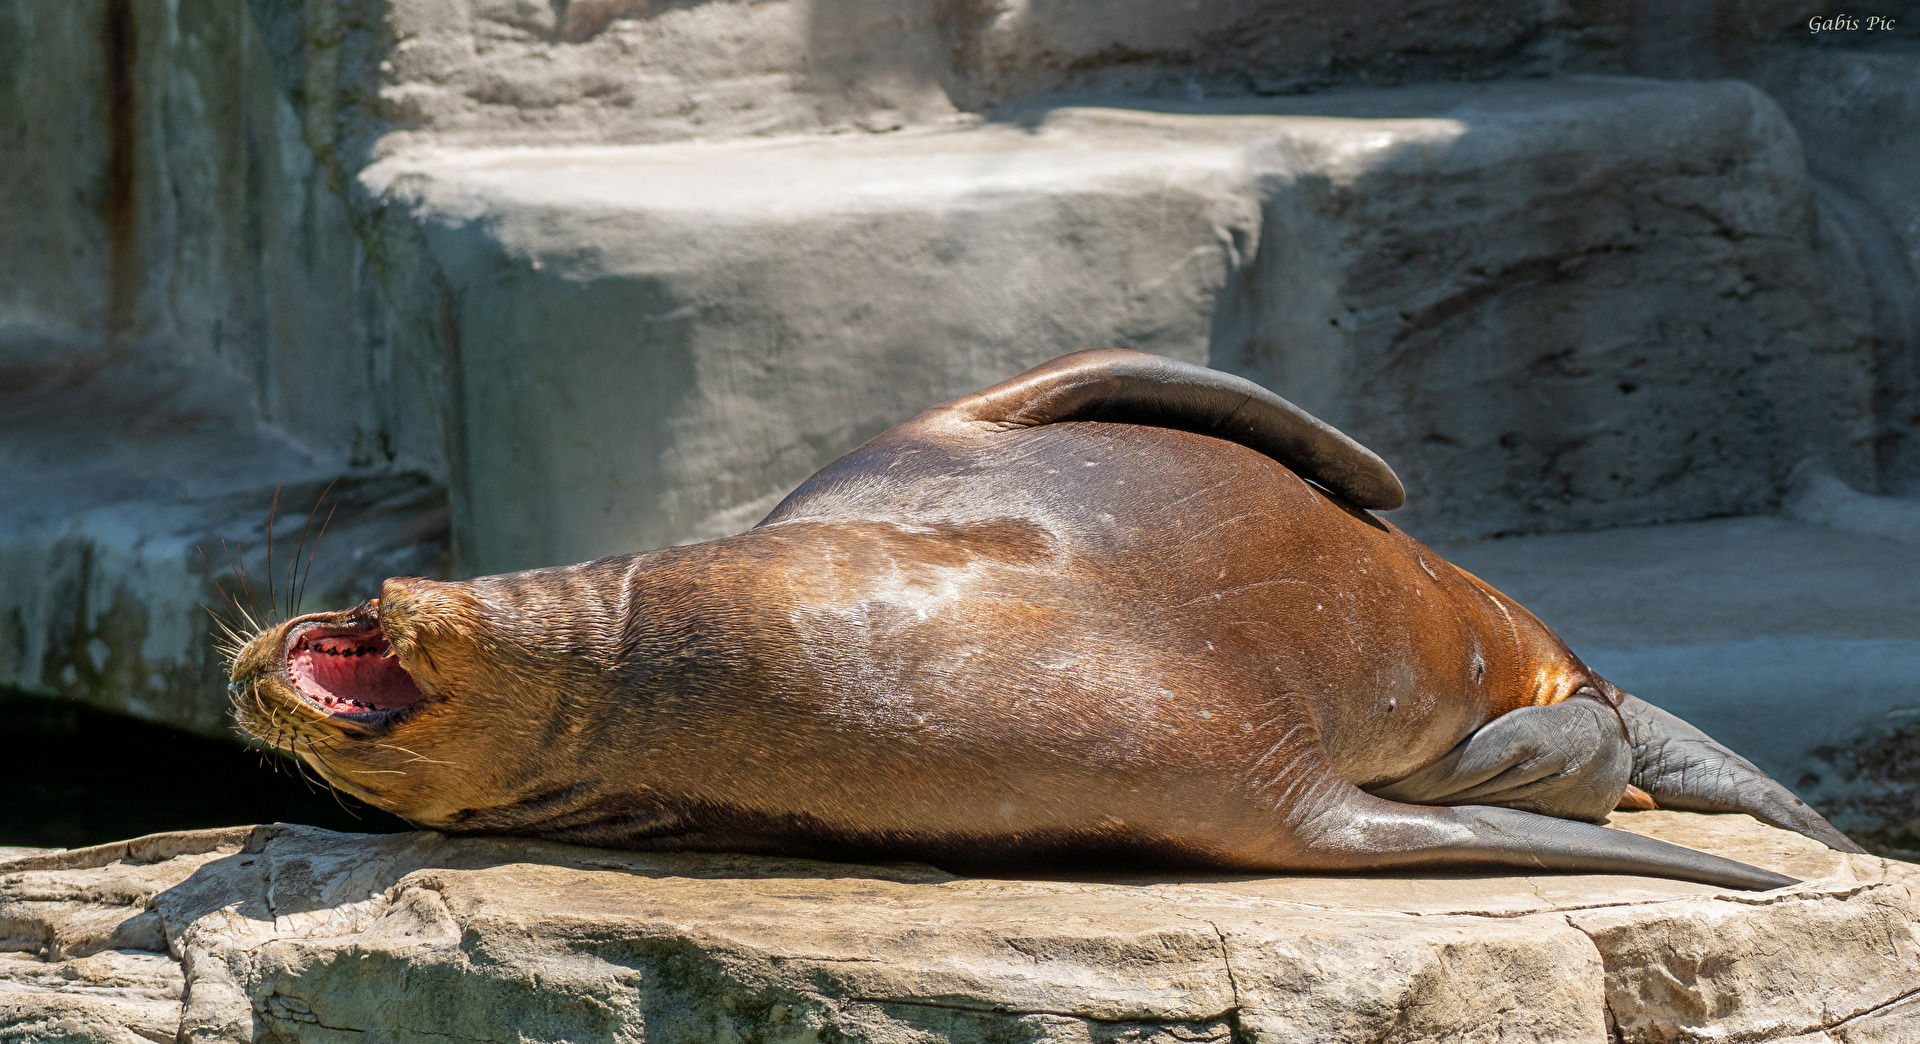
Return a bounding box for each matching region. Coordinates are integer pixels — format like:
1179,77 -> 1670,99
1366,693 -> 1631,822
1295,789 -> 1799,891
919,348 -> 1406,510
1618,694 -> 1865,854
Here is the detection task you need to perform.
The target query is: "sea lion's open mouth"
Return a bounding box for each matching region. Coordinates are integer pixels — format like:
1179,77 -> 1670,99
283,618 -> 426,723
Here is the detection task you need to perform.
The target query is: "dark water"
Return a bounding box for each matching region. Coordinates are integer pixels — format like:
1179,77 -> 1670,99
0,689 -> 410,850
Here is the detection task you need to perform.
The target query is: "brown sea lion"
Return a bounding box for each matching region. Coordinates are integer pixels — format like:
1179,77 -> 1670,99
229,350 -> 1860,890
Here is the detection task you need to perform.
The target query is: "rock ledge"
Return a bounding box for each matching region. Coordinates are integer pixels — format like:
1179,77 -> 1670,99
2,812 -> 1917,1043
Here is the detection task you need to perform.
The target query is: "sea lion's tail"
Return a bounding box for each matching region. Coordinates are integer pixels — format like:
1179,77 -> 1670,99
917,348 -> 1406,511
1617,694 -> 1865,854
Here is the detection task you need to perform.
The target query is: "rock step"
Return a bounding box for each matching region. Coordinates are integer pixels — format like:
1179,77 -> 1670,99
364,75 -> 1872,574
2,816 -> 1916,1043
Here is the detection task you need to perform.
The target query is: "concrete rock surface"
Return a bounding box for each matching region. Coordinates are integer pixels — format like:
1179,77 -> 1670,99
2,814 -> 1917,1043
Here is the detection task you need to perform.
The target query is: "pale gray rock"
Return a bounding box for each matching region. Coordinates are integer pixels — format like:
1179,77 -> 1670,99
1568,813 -> 1920,1042
0,949 -> 184,1044
0,814 -> 1914,1043
1821,994 -> 1920,1044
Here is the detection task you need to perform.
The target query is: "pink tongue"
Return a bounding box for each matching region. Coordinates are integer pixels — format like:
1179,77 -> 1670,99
289,645 -> 425,711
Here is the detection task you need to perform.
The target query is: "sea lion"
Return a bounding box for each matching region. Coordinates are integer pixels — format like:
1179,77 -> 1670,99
228,349 -> 1860,891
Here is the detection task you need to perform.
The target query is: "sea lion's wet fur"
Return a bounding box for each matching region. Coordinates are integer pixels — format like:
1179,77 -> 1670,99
230,350 -> 1855,887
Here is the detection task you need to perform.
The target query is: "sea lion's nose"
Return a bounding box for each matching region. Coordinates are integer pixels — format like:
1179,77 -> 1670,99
377,576 -> 476,650
379,575 -> 445,614
378,576 -> 436,635
381,575 -> 426,600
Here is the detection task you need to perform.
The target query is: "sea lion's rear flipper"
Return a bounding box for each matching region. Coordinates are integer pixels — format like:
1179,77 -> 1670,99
1362,693 -> 1864,857
919,349 -> 1406,510
1366,693 -> 1631,822
1619,694 -> 1865,854
1295,787 -> 1799,891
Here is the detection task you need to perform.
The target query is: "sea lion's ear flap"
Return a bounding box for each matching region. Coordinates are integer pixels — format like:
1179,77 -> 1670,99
921,349 -> 1406,511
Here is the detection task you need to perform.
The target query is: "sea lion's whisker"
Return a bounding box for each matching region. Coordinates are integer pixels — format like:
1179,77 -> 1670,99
370,742 -> 449,766
264,483 -> 282,623
300,737 -> 374,818
217,539 -> 262,626
296,497 -> 340,617
208,615 -> 245,647
288,479 -> 338,617
287,748 -> 325,792
195,546 -> 253,631
205,608 -> 251,660
196,550 -> 271,678
291,732 -> 341,791
248,682 -> 274,726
